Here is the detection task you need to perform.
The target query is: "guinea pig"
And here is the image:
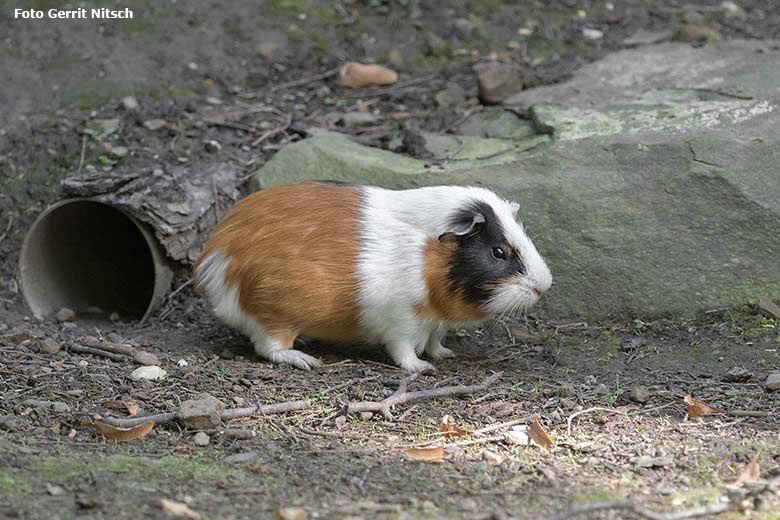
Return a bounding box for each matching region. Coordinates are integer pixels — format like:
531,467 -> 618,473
193,181 -> 552,373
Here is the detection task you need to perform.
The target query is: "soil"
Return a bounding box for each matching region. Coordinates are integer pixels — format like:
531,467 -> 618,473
1,1 -> 779,519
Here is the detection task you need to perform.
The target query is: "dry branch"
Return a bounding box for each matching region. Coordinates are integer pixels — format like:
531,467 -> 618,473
542,475 -> 780,520
69,344 -> 125,362
98,400 -> 311,428
347,372 -> 502,420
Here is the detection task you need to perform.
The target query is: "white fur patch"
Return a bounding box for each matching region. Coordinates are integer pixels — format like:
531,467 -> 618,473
362,185 -> 552,317
194,251 -> 321,370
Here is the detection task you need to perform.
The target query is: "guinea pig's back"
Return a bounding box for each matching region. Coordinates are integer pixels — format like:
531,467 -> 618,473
194,181 -> 364,342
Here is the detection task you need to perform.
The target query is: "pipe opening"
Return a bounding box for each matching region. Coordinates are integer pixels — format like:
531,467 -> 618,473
20,200 -> 161,321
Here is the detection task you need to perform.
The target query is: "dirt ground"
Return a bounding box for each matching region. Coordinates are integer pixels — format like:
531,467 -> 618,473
1,1 -> 779,519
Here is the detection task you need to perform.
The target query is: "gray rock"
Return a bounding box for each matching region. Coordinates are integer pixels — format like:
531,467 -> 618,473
765,371 -> 780,392
40,338 -> 61,355
723,366 -> 752,383
434,82 -> 467,108
341,112 -> 378,126
55,307 -> 75,322
476,62 -> 525,105
51,402 -> 70,413
629,386 -> 652,403
223,451 -> 257,463
193,431 -> 210,446
108,145 -> 128,158
133,351 -> 160,366
178,393 -> 225,430
457,107 -> 535,140
143,119 -> 167,131
621,29 -> 672,47
0,414 -> 22,431
253,41 -> 780,318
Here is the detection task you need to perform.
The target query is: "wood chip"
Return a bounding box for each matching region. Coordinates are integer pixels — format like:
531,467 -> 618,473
402,446 -> 445,463
93,420 -> 154,442
159,498 -> 203,519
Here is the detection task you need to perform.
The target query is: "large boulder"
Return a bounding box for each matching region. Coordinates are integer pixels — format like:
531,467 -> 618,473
253,41 -> 780,319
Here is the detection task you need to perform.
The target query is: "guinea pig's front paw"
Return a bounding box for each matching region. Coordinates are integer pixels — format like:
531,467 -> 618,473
426,343 -> 455,360
400,357 -> 436,374
269,349 -> 323,371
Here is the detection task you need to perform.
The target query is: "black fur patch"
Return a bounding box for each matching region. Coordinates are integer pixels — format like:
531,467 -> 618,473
445,200 -> 526,305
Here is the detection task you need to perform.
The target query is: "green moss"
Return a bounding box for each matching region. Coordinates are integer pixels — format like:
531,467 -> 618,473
287,25 -> 306,44
308,31 -> 329,53
466,0 -> 506,17
313,7 -> 337,24
268,0 -> 305,17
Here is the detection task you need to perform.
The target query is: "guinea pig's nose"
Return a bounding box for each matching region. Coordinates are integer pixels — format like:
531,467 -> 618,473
532,286 -> 544,296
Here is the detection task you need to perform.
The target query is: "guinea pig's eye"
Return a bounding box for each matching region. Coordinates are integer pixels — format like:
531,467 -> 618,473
492,247 -> 507,260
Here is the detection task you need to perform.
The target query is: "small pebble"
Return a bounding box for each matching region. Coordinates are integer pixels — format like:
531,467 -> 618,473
582,28 -> 604,40
46,483 -> 65,496
121,96 -> 139,111
223,452 -> 258,464
55,307 -> 75,322
143,119 -> 167,131
275,506 -> 307,520
359,411 -> 373,421
629,386 -> 652,403
765,370 -> 780,391
193,432 -> 210,446
51,402 -> 71,413
129,366 -> 167,381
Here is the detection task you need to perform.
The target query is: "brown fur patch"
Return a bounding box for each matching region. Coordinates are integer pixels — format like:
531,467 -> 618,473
415,237 -> 487,323
194,181 -> 363,347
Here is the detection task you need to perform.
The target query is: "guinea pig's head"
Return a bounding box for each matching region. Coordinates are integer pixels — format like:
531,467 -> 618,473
439,195 -> 552,316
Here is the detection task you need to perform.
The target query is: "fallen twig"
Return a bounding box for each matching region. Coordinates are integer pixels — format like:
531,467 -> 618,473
275,66 -> 340,90
251,113 -> 293,147
727,410 -> 770,418
98,400 -> 311,428
347,372 -> 502,420
542,475 -> 780,520
78,336 -> 134,356
566,406 -> 627,437
470,414 -> 541,436
542,499 -> 730,520
69,344 -> 125,362
0,216 -> 13,246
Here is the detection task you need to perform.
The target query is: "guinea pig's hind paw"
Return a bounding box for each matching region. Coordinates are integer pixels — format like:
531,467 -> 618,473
269,349 -> 323,371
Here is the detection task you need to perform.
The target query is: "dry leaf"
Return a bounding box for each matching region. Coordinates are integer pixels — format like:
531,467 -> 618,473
338,62 -> 398,88
402,447 -> 445,463
684,395 -> 723,417
439,415 -> 468,438
105,399 -> 139,417
734,452 -> 761,486
93,420 -> 154,442
528,419 -> 553,450
159,498 -> 203,519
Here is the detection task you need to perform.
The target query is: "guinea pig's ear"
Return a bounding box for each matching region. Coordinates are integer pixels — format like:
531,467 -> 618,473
509,202 -> 520,220
438,212 -> 485,242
